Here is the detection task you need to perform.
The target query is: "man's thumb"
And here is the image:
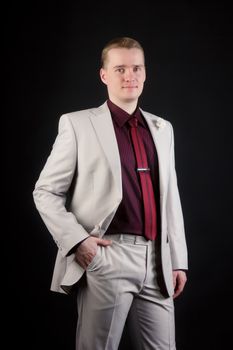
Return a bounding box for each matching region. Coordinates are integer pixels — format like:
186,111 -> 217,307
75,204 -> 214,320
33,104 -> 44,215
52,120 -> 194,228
97,238 -> 112,246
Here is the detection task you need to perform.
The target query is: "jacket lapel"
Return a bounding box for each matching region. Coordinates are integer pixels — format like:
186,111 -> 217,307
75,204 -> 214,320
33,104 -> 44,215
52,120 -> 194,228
141,110 -> 167,198
89,102 -> 122,198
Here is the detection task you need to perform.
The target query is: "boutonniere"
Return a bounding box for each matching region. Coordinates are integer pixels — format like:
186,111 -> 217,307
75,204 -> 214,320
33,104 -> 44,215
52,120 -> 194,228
155,117 -> 166,129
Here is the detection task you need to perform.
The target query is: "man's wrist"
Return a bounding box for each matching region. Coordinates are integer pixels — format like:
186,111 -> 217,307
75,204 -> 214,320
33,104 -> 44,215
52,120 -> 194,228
67,237 -> 89,256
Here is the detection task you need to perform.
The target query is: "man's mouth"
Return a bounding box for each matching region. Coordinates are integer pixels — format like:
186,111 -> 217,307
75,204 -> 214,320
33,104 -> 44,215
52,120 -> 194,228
123,86 -> 137,88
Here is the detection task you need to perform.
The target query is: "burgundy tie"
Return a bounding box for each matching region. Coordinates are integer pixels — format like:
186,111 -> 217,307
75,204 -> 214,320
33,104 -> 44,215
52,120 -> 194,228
128,117 -> 157,240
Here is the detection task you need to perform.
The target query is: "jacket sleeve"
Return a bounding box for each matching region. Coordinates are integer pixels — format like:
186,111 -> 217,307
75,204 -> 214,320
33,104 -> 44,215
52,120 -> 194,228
33,114 -> 89,257
166,123 -> 188,270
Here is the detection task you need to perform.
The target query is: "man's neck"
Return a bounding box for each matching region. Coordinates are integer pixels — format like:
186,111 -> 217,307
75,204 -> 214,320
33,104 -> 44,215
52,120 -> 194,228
108,98 -> 138,115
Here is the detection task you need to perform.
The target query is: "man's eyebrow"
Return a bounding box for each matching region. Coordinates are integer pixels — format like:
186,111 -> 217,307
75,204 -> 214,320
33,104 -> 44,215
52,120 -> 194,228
113,65 -> 126,69
113,64 -> 144,69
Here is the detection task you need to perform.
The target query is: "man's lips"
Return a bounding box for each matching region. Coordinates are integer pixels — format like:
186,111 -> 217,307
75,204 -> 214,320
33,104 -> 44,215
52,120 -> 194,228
122,86 -> 137,88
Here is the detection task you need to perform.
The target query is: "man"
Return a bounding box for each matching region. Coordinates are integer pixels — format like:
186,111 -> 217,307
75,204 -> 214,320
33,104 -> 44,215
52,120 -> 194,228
33,37 -> 188,349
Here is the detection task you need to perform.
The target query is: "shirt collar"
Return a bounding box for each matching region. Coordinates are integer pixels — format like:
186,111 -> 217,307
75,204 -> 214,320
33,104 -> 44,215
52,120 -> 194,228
107,99 -> 146,128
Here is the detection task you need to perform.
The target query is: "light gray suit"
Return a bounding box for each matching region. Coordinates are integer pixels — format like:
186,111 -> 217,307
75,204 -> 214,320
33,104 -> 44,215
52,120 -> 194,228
33,101 -> 188,349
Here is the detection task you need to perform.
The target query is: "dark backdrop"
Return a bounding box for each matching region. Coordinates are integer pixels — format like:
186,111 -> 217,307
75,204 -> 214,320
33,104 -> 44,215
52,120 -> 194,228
5,1 -> 233,349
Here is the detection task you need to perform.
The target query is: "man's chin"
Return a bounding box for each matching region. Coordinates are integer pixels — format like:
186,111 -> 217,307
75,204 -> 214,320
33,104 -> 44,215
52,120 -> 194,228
122,94 -> 141,103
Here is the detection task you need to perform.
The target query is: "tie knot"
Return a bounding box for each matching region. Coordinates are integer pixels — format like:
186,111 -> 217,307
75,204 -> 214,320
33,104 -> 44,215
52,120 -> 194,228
128,117 -> 138,128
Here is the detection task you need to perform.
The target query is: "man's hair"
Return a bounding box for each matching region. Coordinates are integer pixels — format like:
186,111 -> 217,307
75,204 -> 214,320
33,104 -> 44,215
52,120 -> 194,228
101,37 -> 145,68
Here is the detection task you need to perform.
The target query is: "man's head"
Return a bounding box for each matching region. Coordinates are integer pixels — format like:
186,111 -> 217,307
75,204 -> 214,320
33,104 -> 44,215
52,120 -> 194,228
100,37 -> 146,109
101,37 -> 145,68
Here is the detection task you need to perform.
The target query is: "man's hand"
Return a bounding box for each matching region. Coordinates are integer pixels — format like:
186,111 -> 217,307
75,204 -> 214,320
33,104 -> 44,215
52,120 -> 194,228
75,236 -> 112,269
172,270 -> 187,299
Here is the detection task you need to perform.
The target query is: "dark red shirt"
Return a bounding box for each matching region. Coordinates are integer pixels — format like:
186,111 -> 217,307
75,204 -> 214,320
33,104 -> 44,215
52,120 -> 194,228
105,100 -> 160,237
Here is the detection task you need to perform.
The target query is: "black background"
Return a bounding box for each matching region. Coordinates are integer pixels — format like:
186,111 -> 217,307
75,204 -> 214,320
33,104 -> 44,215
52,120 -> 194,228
5,1 -> 233,349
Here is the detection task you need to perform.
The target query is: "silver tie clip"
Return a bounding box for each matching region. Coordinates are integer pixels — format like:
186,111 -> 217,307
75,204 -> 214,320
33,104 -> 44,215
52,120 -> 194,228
137,168 -> 150,172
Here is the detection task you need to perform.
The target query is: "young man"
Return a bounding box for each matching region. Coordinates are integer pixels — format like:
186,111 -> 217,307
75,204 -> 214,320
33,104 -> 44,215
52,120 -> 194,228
33,37 -> 188,349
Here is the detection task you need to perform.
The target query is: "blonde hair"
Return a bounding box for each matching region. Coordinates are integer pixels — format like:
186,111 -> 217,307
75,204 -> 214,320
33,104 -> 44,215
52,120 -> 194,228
101,37 -> 145,68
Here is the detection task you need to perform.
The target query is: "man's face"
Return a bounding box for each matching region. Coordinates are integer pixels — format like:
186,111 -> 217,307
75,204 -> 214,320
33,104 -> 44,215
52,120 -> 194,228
100,48 -> 146,105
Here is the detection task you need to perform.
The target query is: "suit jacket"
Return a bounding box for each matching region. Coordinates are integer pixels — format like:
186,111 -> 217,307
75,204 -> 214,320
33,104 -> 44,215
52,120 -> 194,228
33,101 -> 188,296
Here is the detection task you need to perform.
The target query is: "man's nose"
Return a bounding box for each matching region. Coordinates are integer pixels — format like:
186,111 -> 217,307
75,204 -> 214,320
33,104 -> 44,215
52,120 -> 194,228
124,69 -> 135,81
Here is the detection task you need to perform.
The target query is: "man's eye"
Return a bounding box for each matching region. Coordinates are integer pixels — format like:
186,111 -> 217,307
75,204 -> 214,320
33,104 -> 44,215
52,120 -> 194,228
116,68 -> 124,73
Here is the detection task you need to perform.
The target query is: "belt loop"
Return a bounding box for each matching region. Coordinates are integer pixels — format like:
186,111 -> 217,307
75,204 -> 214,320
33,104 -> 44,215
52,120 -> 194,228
119,234 -> 123,243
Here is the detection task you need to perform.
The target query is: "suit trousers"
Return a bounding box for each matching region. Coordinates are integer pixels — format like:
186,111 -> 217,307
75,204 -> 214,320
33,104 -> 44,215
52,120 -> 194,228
76,234 -> 176,350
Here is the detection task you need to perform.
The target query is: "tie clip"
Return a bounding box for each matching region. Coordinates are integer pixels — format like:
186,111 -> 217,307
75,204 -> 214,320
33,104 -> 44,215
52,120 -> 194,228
137,168 -> 150,172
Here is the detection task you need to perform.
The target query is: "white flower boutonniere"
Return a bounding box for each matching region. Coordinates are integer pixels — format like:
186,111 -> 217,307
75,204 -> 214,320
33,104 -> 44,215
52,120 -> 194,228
155,117 -> 166,130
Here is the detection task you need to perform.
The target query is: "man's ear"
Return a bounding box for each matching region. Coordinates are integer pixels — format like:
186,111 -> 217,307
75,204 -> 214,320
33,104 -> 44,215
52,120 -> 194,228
100,68 -> 107,85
